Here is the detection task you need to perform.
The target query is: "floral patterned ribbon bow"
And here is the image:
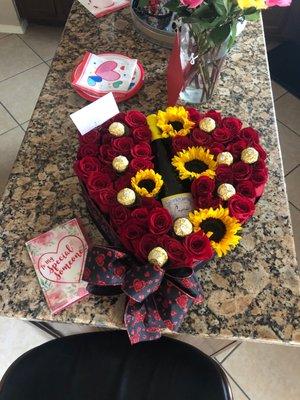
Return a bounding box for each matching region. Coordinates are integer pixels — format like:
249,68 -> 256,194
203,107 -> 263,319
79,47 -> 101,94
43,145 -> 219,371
83,246 -> 205,344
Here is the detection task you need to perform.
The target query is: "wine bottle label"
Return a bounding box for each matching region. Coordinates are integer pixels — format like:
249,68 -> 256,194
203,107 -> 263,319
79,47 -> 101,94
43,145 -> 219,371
161,193 -> 194,220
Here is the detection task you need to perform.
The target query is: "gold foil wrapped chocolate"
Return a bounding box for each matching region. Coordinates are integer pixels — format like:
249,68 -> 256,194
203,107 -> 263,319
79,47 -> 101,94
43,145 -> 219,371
199,117 -> 216,133
241,147 -> 259,164
108,122 -> 125,137
148,247 -> 168,268
217,151 -> 233,166
217,183 -> 236,201
173,217 -> 193,237
112,155 -> 129,172
117,188 -> 136,206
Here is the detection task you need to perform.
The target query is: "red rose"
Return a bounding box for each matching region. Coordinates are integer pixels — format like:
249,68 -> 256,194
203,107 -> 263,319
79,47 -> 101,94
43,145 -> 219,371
236,181 -> 256,200
137,233 -> 161,260
253,143 -> 267,160
172,136 -> 193,153
114,172 -> 132,192
212,127 -> 235,144
184,231 -> 214,261
222,117 -> 242,135
232,161 -> 252,181
140,197 -> 162,210
192,176 -> 215,199
132,126 -> 152,142
148,208 -> 173,235
227,140 -> 248,159
101,133 -> 113,145
112,137 -> 134,156
196,196 -> 221,210
208,143 -> 225,156
204,110 -> 222,125
77,143 -> 99,159
216,165 -> 233,184
187,107 -> 202,123
119,218 -> 146,250
93,188 -> 117,213
74,156 -> 102,182
228,194 -> 255,224
253,159 -> 267,171
112,112 -> 127,124
133,279 -> 146,292
240,127 -> 259,145
99,144 -> 118,164
129,158 -> 154,173
131,142 -> 152,158
109,204 -> 130,227
252,169 -> 268,188
192,128 -> 213,146
78,129 -> 100,145
125,110 -> 147,128
176,294 -> 189,309
87,171 -> 113,194
162,236 -> 193,267
131,207 -> 149,224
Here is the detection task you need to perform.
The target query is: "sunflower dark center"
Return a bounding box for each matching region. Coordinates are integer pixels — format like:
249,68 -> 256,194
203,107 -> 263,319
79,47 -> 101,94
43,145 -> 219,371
200,218 -> 226,242
138,179 -> 155,192
185,160 -> 208,173
170,121 -> 183,131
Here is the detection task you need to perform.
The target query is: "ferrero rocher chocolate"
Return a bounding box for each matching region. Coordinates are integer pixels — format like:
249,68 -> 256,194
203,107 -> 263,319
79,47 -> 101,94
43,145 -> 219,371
108,122 -> 125,137
112,155 -> 129,172
241,147 -> 259,164
117,188 -> 136,206
199,117 -> 216,133
148,247 -> 168,268
217,183 -> 236,201
173,218 -> 193,237
217,151 -> 233,166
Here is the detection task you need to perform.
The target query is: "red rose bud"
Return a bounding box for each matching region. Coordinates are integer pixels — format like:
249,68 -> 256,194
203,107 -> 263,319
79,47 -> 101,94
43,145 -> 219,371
125,110 -> 147,128
99,144 -> 118,164
148,207 -> 173,235
93,188 -> 117,213
226,140 -> 248,159
131,142 -> 152,158
192,128 -> 213,146
232,161 -> 252,181
129,158 -> 154,173
131,207 -> 149,224
192,176 -> 215,199
87,171 -> 113,195
74,156 -> 102,182
204,110 -> 222,125
109,204 -> 130,227
236,180 -> 256,200
184,231 -> 214,262
77,143 -> 99,159
187,107 -> 203,123
222,117 -> 243,135
132,126 -> 152,143
78,129 -> 100,145
212,127 -> 235,144
172,135 -> 193,153
240,127 -> 260,145
216,165 -> 233,184
112,137 -> 134,156
161,236 -> 193,267
228,194 -> 255,224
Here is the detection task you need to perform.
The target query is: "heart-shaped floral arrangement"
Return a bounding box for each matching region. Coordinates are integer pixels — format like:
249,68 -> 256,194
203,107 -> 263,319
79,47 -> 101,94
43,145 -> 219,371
74,106 -> 268,344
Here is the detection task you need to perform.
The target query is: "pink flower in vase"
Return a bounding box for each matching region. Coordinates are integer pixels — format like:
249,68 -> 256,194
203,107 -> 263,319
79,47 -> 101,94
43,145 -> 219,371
266,0 -> 292,6
180,0 -> 204,8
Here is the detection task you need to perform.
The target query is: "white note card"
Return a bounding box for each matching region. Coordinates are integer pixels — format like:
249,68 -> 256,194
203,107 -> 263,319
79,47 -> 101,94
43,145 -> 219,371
70,92 -> 120,135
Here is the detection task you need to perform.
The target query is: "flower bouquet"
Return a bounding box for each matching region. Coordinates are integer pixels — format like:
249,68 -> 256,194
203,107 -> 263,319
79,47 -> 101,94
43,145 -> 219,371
74,106 -> 268,344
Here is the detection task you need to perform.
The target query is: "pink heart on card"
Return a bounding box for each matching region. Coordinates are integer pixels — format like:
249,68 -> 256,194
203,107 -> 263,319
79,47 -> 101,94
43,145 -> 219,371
38,235 -> 86,284
95,61 -> 121,81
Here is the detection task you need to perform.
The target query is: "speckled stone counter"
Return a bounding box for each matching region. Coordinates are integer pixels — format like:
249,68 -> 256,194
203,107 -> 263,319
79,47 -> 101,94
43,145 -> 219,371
0,1 -> 299,345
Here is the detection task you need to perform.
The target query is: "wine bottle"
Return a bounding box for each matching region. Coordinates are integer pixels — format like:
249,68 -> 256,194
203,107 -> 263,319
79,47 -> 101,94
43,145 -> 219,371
151,135 -> 194,220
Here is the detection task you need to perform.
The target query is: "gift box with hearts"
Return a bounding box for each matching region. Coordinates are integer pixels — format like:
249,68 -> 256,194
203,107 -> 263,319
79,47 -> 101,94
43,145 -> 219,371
74,106 -> 268,344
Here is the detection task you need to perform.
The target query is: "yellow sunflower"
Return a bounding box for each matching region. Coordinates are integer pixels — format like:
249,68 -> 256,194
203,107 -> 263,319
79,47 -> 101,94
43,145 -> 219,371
172,146 -> 217,180
189,207 -> 242,257
146,114 -> 166,140
131,169 -> 163,197
156,106 -> 195,137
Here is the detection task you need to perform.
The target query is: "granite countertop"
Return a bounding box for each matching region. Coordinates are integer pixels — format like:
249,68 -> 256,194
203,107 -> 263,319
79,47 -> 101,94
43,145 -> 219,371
0,1 -> 299,345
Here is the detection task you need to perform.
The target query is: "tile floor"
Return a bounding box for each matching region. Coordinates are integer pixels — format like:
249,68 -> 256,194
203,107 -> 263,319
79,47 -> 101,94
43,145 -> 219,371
0,25 -> 299,400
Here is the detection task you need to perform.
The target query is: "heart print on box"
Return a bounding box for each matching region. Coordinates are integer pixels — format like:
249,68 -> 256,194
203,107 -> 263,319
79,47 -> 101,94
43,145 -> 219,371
72,52 -> 137,95
78,0 -> 129,18
26,219 -> 89,314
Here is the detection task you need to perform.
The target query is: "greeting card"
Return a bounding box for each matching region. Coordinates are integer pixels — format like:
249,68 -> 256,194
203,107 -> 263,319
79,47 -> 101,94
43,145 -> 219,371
72,52 -> 137,96
78,0 -> 129,18
26,219 -> 89,314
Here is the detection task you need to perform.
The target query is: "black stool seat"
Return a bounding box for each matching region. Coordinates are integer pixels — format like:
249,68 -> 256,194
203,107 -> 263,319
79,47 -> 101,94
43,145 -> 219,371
0,331 -> 232,400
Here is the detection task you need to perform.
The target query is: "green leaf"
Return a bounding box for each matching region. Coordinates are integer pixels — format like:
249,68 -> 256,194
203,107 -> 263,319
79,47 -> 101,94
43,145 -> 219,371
227,21 -> 237,49
137,0 -> 149,8
209,23 -> 231,46
243,7 -> 257,15
165,0 -> 180,12
214,0 -> 228,16
245,11 -> 261,21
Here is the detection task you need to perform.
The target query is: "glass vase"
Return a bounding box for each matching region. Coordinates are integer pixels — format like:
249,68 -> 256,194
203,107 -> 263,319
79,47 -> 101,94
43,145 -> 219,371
179,24 -> 229,105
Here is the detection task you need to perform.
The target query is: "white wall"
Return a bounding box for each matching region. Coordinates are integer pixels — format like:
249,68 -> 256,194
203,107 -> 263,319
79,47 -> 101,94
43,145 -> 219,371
0,0 -> 27,33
